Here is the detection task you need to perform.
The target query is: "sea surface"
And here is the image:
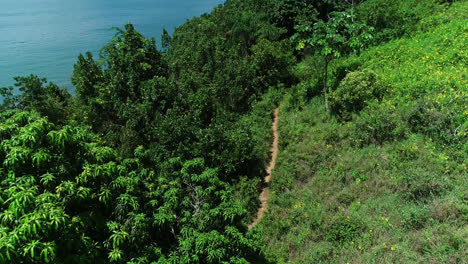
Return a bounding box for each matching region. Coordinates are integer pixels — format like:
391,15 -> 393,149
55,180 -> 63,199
0,0 -> 224,93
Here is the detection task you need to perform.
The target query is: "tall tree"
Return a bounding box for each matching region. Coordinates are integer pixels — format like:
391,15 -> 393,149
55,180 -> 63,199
292,11 -> 373,112
72,23 -> 171,155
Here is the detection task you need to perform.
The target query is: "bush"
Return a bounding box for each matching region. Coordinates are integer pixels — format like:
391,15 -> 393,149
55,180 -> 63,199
398,164 -> 448,202
324,214 -> 365,243
408,95 -> 467,146
328,58 -> 363,91
352,102 -> 407,147
251,39 -> 297,95
329,69 -> 384,120
401,205 -> 430,229
291,56 -> 325,98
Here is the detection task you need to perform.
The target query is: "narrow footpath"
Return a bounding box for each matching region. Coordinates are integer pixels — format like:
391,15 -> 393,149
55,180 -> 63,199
248,108 -> 279,230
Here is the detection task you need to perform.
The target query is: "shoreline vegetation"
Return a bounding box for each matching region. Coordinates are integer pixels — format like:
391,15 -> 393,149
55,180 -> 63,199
1,0 -> 467,263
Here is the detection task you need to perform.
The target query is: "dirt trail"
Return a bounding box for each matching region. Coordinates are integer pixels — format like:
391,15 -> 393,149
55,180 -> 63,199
248,108 -> 279,230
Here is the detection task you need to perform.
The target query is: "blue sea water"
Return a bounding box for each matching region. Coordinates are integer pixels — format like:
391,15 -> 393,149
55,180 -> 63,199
0,0 -> 224,92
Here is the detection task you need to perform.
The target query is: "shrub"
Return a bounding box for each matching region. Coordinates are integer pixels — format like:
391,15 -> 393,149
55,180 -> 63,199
408,95 -> 467,146
324,214 -> 365,243
291,56 -> 326,98
398,166 -> 448,202
329,69 -> 384,120
328,58 -> 363,91
352,102 -> 407,147
401,205 -> 430,229
337,192 -> 357,206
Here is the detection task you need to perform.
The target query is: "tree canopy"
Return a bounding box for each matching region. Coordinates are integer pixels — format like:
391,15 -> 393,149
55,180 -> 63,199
2,0 -> 461,263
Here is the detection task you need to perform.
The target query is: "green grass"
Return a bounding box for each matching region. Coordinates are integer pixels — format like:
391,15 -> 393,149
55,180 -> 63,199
256,2 -> 468,263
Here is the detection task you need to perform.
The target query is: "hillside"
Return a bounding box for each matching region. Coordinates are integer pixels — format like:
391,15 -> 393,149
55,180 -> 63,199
256,1 -> 467,263
0,0 -> 467,263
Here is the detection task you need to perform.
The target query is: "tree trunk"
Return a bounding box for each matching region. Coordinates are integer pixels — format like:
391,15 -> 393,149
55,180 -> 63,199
323,58 -> 329,113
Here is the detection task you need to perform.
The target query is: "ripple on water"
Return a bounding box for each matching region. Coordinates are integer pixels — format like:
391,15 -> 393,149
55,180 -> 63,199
0,0 -> 224,90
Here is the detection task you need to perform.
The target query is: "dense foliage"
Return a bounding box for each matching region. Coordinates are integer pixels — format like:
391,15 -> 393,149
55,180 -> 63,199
0,111 -> 264,263
292,10 -> 373,112
0,76 -> 72,124
1,0 -> 299,262
1,0 -> 466,263
0,110 -> 131,263
329,69 -> 384,120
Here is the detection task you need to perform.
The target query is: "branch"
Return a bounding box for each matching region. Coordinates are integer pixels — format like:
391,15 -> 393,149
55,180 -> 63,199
453,125 -> 462,137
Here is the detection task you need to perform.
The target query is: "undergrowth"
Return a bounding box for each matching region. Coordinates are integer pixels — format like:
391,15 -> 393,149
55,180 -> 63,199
257,2 -> 468,263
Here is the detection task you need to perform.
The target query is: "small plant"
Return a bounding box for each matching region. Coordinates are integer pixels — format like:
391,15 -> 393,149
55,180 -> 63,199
353,172 -> 367,184
337,192 -> 357,206
401,205 -> 430,229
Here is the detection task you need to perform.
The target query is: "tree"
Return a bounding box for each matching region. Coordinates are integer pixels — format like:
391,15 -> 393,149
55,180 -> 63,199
292,11 -> 373,112
160,28 -> 172,52
342,0 -> 366,21
0,75 -> 71,124
269,0 -> 319,38
71,52 -> 103,104
153,158 -> 264,263
72,23 -> 171,155
0,111 -> 264,263
0,110 -> 128,263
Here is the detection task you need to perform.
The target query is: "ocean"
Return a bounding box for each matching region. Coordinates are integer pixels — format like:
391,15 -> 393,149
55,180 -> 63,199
0,0 -> 224,93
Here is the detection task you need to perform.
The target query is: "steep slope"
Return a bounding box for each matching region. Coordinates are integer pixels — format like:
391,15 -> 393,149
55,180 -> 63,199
259,2 -> 467,263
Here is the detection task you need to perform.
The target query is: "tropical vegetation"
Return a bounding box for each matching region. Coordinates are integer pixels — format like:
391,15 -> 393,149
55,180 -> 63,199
1,0 -> 466,263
